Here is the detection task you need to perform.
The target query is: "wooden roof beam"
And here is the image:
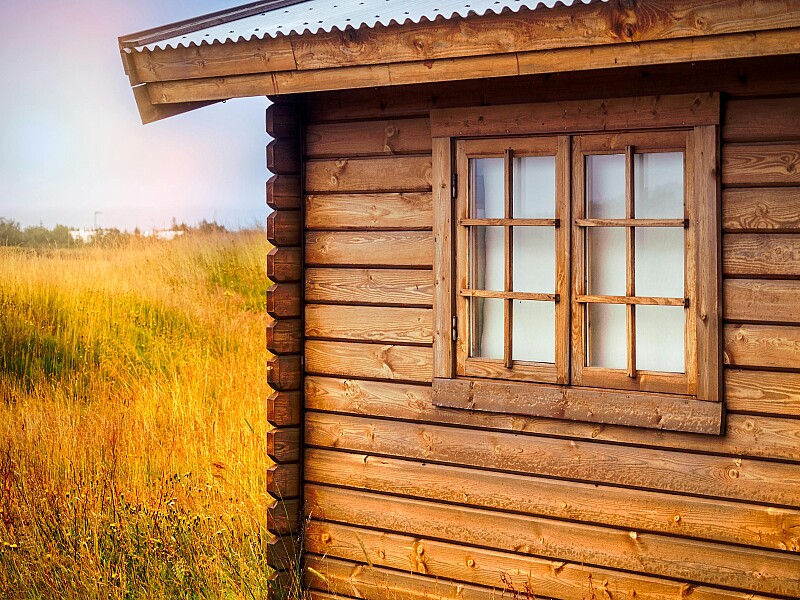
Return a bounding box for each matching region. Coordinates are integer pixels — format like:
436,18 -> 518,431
144,28 -> 800,104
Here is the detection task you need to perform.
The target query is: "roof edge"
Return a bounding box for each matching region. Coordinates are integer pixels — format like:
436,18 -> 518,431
118,0 -> 310,50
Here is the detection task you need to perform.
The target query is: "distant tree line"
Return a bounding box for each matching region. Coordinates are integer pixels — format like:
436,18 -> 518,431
0,218 -> 232,249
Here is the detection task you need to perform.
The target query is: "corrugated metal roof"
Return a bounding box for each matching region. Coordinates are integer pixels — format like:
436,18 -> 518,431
129,0 -> 605,53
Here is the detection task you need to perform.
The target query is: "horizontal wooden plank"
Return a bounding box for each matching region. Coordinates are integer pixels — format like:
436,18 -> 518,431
305,268 -> 433,306
267,139 -> 300,175
266,210 -> 301,247
724,323 -> 800,369
267,534 -> 301,573
305,341 -> 433,383
724,279 -> 800,323
432,93 -> 719,137
266,174 -> 301,211
267,390 -> 302,427
305,485 -> 800,596
267,355 -> 302,391
723,188 -> 800,232
305,376 -> 800,462
266,427 -> 301,463
305,156 -> 432,193
266,102 -> 302,140
267,246 -> 302,283
304,412 -> 800,506
726,369 -> 800,417
723,233 -> 800,276
305,193 -> 433,230
432,377 -> 722,434
306,119 -> 432,157
267,497 -> 300,536
305,305 -> 433,344
266,462 -> 301,499
305,231 -> 434,267
306,522 -> 786,600
266,319 -> 303,355
722,143 -> 800,186
724,97 -> 800,143
306,448 -> 800,552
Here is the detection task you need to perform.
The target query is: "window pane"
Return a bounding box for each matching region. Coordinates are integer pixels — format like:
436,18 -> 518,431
635,152 -> 684,219
587,154 -> 625,219
470,158 -> 504,218
636,305 -> 685,373
514,156 -> 555,218
587,228 -> 625,296
512,300 -> 554,363
635,228 -> 684,298
470,226 -> 504,291
513,227 -> 555,293
470,297 -> 503,359
587,303 -> 626,369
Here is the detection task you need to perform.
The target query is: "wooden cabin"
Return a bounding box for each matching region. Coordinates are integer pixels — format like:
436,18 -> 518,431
119,1 -> 800,597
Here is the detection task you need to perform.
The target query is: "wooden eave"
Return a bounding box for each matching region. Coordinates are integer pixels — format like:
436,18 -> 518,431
121,0 -> 800,122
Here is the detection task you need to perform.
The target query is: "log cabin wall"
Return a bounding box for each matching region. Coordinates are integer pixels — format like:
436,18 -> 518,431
300,56 -> 800,599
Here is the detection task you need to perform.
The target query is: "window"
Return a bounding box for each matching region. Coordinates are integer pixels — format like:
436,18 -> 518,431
431,94 -> 723,434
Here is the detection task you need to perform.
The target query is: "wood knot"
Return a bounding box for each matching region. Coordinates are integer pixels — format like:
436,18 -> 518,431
728,468 -> 740,479
629,531 -> 638,540
466,558 -> 476,568
416,544 -> 425,556
377,550 -> 385,559
673,514 -> 681,523
321,532 -> 331,544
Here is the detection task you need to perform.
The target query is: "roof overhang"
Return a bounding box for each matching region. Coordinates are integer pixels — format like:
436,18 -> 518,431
118,0 -> 800,124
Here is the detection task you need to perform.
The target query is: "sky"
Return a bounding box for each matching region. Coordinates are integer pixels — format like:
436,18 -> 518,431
0,0 -> 270,231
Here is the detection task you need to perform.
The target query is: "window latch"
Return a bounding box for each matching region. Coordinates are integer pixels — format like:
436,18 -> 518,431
452,316 -> 458,341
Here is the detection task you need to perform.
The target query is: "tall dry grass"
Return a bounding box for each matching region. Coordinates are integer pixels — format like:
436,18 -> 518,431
0,232 -> 276,599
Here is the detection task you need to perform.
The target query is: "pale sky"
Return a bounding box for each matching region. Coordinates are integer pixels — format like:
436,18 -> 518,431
0,0 -> 270,231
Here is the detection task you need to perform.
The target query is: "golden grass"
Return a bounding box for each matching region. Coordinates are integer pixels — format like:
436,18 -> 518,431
0,232 -> 278,599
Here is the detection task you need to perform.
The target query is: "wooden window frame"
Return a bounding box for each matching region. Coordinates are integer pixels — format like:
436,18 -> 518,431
431,94 -> 723,435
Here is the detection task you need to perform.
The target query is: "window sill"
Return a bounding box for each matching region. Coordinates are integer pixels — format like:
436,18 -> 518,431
432,378 -> 724,435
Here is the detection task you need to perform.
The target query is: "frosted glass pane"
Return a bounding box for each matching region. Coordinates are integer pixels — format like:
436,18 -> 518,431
512,300 -> 555,363
635,228 -> 684,298
470,226 -> 504,291
588,228 -> 626,296
635,152 -> 684,219
471,297 -> 503,359
587,304 -> 626,369
636,306 -> 685,373
587,154 -> 625,218
513,227 -> 555,293
514,156 -> 556,218
471,158 -> 504,218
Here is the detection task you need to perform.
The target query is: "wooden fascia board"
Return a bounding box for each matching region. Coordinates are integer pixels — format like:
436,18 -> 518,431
145,27 -> 800,104
127,0 -> 800,85
131,84 -> 220,125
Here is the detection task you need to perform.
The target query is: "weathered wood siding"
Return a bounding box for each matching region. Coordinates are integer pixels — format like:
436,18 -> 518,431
301,58 -> 800,599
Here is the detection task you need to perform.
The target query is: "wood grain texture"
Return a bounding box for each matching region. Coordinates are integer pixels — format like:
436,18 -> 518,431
724,97 -> 800,143
306,119 -> 432,157
304,485 -> 800,596
432,136 -> 454,379
266,462 -> 301,499
266,427 -> 301,463
306,448 -> 800,552
305,305 -> 433,344
304,412 -> 800,505
266,175 -> 302,211
267,355 -> 302,391
723,233 -> 800,276
305,376 -> 800,461
266,534 -> 300,573
723,188 -> 800,232
266,318 -> 302,355
267,497 -> 300,536
267,139 -> 301,175
305,193 -> 432,230
726,369 -> 800,417
724,324 -> 800,369
266,102 -> 302,140
722,143 -> 800,186
305,231 -> 434,267
267,246 -> 302,283
305,156 -> 432,193
305,268 -> 433,306
305,341 -> 433,383
266,282 -> 302,319
724,279 -> 800,324
266,210 -> 301,247
267,390 -> 302,427
431,93 -> 719,137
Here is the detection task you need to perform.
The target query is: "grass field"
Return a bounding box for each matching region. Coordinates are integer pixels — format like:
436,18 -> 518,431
0,232 -> 279,599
